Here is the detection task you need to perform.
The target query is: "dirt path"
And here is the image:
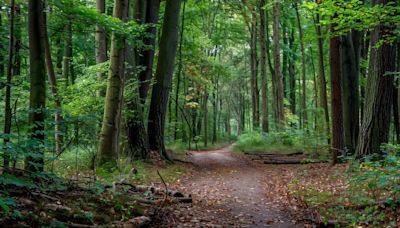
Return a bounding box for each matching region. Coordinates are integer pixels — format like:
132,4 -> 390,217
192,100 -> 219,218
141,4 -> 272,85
172,146 -> 300,227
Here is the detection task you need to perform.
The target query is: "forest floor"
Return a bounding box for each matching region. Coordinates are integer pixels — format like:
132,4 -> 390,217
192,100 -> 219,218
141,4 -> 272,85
167,145 -> 309,227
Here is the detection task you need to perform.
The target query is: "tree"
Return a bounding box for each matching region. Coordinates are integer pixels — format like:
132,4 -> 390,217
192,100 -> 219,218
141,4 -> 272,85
96,0 -> 107,96
26,0 -> 46,172
272,0 -> 285,128
3,0 -> 16,169
356,0 -> 396,158
259,0 -> 269,133
330,22 -> 344,165
97,0 -> 127,166
148,0 -> 181,160
295,2 -> 308,129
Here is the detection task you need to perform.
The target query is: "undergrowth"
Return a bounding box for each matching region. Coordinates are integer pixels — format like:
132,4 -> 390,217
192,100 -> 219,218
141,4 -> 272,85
232,130 -> 329,157
289,144 -> 400,227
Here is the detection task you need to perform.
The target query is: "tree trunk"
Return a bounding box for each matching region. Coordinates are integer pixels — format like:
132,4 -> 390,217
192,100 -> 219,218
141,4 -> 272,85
259,0 -> 269,133
26,0 -> 46,172
330,22 -> 344,165
62,10 -> 73,85
96,0 -> 107,96
0,14 -> 3,77
250,14 -> 260,129
340,32 -> 360,152
3,0 -> 16,170
272,0 -> 285,129
295,3 -> 308,129
97,0 -> 127,166
138,0 -> 160,103
315,7 -> 330,143
41,2 -> 64,155
356,0 -> 396,158
288,27 -> 297,118
148,0 -> 181,160
174,0 -> 186,141
204,91 -> 208,147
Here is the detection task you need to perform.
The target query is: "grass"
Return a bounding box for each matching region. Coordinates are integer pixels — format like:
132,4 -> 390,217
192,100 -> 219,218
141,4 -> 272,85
50,147 -> 187,185
232,130 -> 330,157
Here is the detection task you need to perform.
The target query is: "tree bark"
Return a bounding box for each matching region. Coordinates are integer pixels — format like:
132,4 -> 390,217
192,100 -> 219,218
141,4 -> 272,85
97,0 -> 127,166
295,3 -> 308,129
96,0 -> 107,96
340,32 -> 360,152
62,8 -> 73,85
148,0 -> 181,160
272,0 -> 285,129
250,14 -> 260,129
259,0 -> 269,133
315,6 -> 330,142
138,0 -> 160,103
3,0 -> 16,170
41,2 -> 64,155
288,27 -> 297,118
26,0 -> 46,172
356,0 -> 396,158
330,23 -> 344,165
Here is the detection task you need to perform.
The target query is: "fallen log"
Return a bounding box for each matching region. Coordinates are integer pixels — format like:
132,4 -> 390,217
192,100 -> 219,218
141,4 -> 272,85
245,151 -> 304,156
263,159 -> 328,164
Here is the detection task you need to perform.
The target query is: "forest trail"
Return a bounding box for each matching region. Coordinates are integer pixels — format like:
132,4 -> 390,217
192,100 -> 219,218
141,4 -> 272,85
172,146 -> 299,227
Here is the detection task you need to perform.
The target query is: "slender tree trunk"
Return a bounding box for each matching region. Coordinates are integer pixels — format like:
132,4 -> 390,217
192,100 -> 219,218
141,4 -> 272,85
0,14 -> 3,77
41,2 -> 64,155
272,0 -> 285,128
204,90 -> 208,147
97,0 -> 127,166
356,0 -> 396,158
12,4 -> 21,77
62,13 -> 73,85
26,0 -> 46,172
96,0 -> 107,96
315,8 -> 330,143
250,14 -> 260,129
288,27 -> 296,118
3,0 -> 16,170
259,0 -> 269,133
174,0 -> 186,141
148,0 -> 181,160
295,3 -> 308,129
138,0 -> 160,103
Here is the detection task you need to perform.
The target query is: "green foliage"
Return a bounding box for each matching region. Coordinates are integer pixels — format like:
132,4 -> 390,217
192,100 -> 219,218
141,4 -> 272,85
233,130 -> 326,155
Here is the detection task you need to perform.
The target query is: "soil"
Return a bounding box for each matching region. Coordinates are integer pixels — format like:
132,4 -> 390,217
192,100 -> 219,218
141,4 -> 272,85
171,146 -> 303,228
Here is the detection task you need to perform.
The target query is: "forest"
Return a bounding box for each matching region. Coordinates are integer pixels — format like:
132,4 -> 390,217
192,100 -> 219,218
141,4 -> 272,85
0,0 -> 399,227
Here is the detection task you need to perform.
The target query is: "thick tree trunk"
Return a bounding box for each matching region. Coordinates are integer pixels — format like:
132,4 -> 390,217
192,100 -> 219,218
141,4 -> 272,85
272,0 -> 285,129
340,32 -> 360,152
97,0 -> 126,166
26,0 -> 46,172
330,24 -> 344,165
315,8 -> 330,142
356,0 -> 396,158
295,3 -> 308,129
259,0 -> 269,133
148,0 -> 181,160
41,3 -> 64,155
3,0 -> 16,170
96,0 -> 107,96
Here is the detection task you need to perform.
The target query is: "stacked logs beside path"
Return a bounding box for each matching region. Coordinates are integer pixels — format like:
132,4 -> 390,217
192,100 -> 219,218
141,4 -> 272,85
244,151 -> 328,164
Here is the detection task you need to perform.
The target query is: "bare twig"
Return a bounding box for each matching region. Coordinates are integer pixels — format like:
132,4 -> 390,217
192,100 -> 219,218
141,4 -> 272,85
157,170 -> 168,208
